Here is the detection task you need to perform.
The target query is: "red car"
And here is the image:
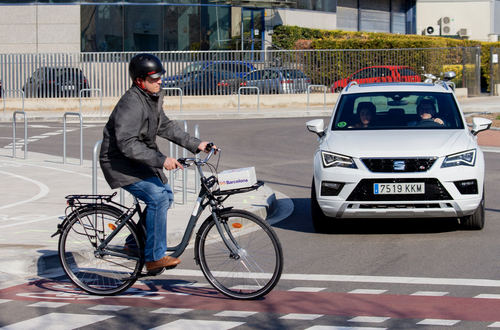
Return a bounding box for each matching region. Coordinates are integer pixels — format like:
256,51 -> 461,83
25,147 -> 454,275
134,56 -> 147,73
331,65 -> 421,92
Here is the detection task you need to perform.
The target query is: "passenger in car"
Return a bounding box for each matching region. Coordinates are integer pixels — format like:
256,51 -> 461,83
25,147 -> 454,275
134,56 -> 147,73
351,102 -> 376,128
409,99 -> 444,127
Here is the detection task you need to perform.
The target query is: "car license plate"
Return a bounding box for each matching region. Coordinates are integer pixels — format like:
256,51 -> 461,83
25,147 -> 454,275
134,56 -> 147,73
373,182 -> 425,194
62,85 -> 75,91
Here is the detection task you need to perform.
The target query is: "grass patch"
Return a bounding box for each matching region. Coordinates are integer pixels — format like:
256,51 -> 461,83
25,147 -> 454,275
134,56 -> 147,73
496,114 -> 500,120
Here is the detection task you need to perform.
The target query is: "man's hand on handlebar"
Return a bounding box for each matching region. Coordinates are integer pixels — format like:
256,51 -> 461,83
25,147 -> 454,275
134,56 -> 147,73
198,141 -> 218,154
163,157 -> 183,170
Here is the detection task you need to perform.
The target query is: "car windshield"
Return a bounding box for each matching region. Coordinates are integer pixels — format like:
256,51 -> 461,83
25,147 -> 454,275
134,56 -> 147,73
332,91 -> 464,130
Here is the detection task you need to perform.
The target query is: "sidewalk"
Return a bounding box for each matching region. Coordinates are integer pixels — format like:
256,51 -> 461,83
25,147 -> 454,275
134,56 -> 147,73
0,149 -> 293,289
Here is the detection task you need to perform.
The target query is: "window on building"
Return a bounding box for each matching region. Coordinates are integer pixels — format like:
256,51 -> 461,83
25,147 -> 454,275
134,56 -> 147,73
297,0 -> 337,12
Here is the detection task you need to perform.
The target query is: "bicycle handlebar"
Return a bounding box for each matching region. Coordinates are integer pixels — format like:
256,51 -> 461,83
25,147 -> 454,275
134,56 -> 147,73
177,143 -> 219,168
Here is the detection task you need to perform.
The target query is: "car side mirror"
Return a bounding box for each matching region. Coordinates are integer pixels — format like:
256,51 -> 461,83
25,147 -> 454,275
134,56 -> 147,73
306,119 -> 325,137
471,117 -> 492,135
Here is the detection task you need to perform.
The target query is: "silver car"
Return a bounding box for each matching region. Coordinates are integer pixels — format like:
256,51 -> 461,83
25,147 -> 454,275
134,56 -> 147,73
307,81 -> 492,232
240,68 -> 311,94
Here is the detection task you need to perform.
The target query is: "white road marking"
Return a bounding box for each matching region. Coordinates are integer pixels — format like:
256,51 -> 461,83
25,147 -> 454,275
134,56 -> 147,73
0,299 -> 11,304
168,268 -> 500,288
0,214 -> 61,228
306,326 -> 386,330
0,170 -> 49,211
411,291 -> 448,296
150,319 -> 244,330
475,294 -> 500,299
488,322 -> 500,327
151,308 -> 193,315
0,313 -> 113,330
280,313 -> 323,320
214,311 -> 258,317
27,302 -> 69,308
416,319 -> 460,326
88,304 -> 129,311
349,316 -> 390,323
349,289 -> 387,295
289,287 -> 326,292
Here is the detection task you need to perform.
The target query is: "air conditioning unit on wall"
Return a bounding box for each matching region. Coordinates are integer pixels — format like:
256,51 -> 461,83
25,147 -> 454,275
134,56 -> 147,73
423,25 -> 440,36
440,16 -> 455,35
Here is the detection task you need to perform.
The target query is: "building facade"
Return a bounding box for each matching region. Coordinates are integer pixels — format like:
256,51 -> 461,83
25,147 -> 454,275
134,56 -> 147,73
0,0 -> 422,53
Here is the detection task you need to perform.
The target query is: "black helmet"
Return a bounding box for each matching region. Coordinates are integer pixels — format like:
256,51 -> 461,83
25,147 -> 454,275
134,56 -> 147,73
129,53 -> 165,81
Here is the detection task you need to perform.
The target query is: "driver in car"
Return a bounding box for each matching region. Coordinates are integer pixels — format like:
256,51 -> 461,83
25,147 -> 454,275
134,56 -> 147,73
409,99 -> 444,127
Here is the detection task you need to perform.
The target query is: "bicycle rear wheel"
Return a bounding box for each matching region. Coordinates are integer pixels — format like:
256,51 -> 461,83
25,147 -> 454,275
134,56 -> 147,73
195,209 -> 283,299
58,205 -> 143,295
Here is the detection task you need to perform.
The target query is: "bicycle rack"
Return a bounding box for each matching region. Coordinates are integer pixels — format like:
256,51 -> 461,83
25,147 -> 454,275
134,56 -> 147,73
3,89 -> 25,115
238,86 -> 260,112
182,121 -> 188,205
194,124 -> 200,194
63,112 -> 83,165
169,141 -> 175,209
79,88 -> 103,116
92,140 -> 102,195
161,87 -> 183,112
12,110 -> 27,159
306,85 -> 327,110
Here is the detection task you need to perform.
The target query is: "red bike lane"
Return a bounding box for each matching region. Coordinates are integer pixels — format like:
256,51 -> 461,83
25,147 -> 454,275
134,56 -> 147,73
1,279 -> 499,323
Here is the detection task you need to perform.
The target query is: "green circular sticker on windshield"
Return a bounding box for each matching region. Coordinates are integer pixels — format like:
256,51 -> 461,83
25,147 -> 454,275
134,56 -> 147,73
337,121 -> 347,128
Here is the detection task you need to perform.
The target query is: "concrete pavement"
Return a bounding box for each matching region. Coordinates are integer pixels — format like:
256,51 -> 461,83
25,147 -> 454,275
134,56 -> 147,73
0,147 -> 293,289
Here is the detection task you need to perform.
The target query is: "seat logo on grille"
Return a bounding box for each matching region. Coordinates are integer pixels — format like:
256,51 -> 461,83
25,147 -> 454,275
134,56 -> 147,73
393,160 -> 405,171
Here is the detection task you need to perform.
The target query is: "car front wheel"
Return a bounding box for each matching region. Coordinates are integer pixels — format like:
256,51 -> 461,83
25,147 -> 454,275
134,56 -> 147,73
460,190 -> 485,230
311,179 -> 333,233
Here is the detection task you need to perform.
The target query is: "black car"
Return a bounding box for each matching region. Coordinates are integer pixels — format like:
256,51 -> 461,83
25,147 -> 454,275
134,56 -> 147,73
23,67 -> 90,98
171,69 -> 240,96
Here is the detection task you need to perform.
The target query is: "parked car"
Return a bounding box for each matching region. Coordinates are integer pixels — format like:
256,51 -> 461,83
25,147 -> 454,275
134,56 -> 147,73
218,68 -> 311,95
307,81 -> 492,233
162,60 -> 255,89
331,65 -> 421,93
23,67 -> 90,98
171,69 -> 240,96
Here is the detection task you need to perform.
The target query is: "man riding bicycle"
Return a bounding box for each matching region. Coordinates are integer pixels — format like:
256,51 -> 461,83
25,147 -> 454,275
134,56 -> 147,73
99,53 -> 213,272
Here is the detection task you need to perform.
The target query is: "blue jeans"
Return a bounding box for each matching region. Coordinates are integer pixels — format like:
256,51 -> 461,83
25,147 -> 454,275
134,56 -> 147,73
123,177 -> 173,262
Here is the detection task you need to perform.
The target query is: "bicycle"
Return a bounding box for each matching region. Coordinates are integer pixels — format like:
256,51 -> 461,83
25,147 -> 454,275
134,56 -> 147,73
52,146 -> 283,300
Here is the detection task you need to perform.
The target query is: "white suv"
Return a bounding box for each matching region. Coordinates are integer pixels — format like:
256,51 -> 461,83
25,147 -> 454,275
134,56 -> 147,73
307,81 -> 492,232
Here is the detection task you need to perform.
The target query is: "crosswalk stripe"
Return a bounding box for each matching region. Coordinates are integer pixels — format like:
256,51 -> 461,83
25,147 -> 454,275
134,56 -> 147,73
348,316 -> 390,323
0,299 -> 11,304
151,308 -> 193,315
280,313 -> 323,320
475,294 -> 500,299
149,319 -> 244,330
88,305 -> 129,311
289,287 -> 326,292
27,302 -> 69,308
411,291 -> 448,296
416,319 -> 460,326
349,289 -> 387,294
214,311 -> 258,317
0,313 -> 113,330
305,326 -> 386,330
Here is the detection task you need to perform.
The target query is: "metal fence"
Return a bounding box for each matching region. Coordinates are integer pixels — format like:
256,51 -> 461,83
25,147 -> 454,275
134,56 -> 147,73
0,47 -> 482,99
490,47 -> 500,96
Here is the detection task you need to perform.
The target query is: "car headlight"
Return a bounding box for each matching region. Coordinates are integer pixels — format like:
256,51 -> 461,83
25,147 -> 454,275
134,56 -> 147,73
321,151 -> 357,168
441,149 -> 476,168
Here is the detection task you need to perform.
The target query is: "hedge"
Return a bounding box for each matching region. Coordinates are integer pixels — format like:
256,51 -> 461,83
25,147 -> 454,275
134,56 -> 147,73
272,25 -> 500,91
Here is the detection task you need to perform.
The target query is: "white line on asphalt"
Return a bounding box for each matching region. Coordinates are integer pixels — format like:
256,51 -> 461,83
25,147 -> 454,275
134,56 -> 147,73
0,214 -> 62,229
0,313 -> 113,330
167,269 -> 500,288
0,170 -> 49,211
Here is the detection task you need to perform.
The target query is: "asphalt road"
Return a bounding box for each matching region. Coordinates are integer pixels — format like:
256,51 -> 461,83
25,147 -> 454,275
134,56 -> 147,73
1,118 -> 499,329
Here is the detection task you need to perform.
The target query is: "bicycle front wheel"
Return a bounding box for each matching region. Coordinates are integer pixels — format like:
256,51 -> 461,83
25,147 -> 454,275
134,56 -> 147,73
196,209 -> 283,299
58,205 -> 143,295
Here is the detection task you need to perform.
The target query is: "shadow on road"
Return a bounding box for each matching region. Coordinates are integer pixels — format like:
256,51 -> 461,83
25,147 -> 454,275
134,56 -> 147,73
273,198 -> 462,235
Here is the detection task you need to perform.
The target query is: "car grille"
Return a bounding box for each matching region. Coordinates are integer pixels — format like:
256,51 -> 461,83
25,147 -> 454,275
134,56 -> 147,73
347,178 -> 452,201
361,158 -> 437,172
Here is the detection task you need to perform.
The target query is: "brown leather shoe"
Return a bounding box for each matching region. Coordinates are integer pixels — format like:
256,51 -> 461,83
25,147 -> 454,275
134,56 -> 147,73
145,256 -> 181,272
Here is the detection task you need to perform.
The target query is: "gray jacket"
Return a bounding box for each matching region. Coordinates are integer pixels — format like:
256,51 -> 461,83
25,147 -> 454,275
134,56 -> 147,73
99,85 -> 201,189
